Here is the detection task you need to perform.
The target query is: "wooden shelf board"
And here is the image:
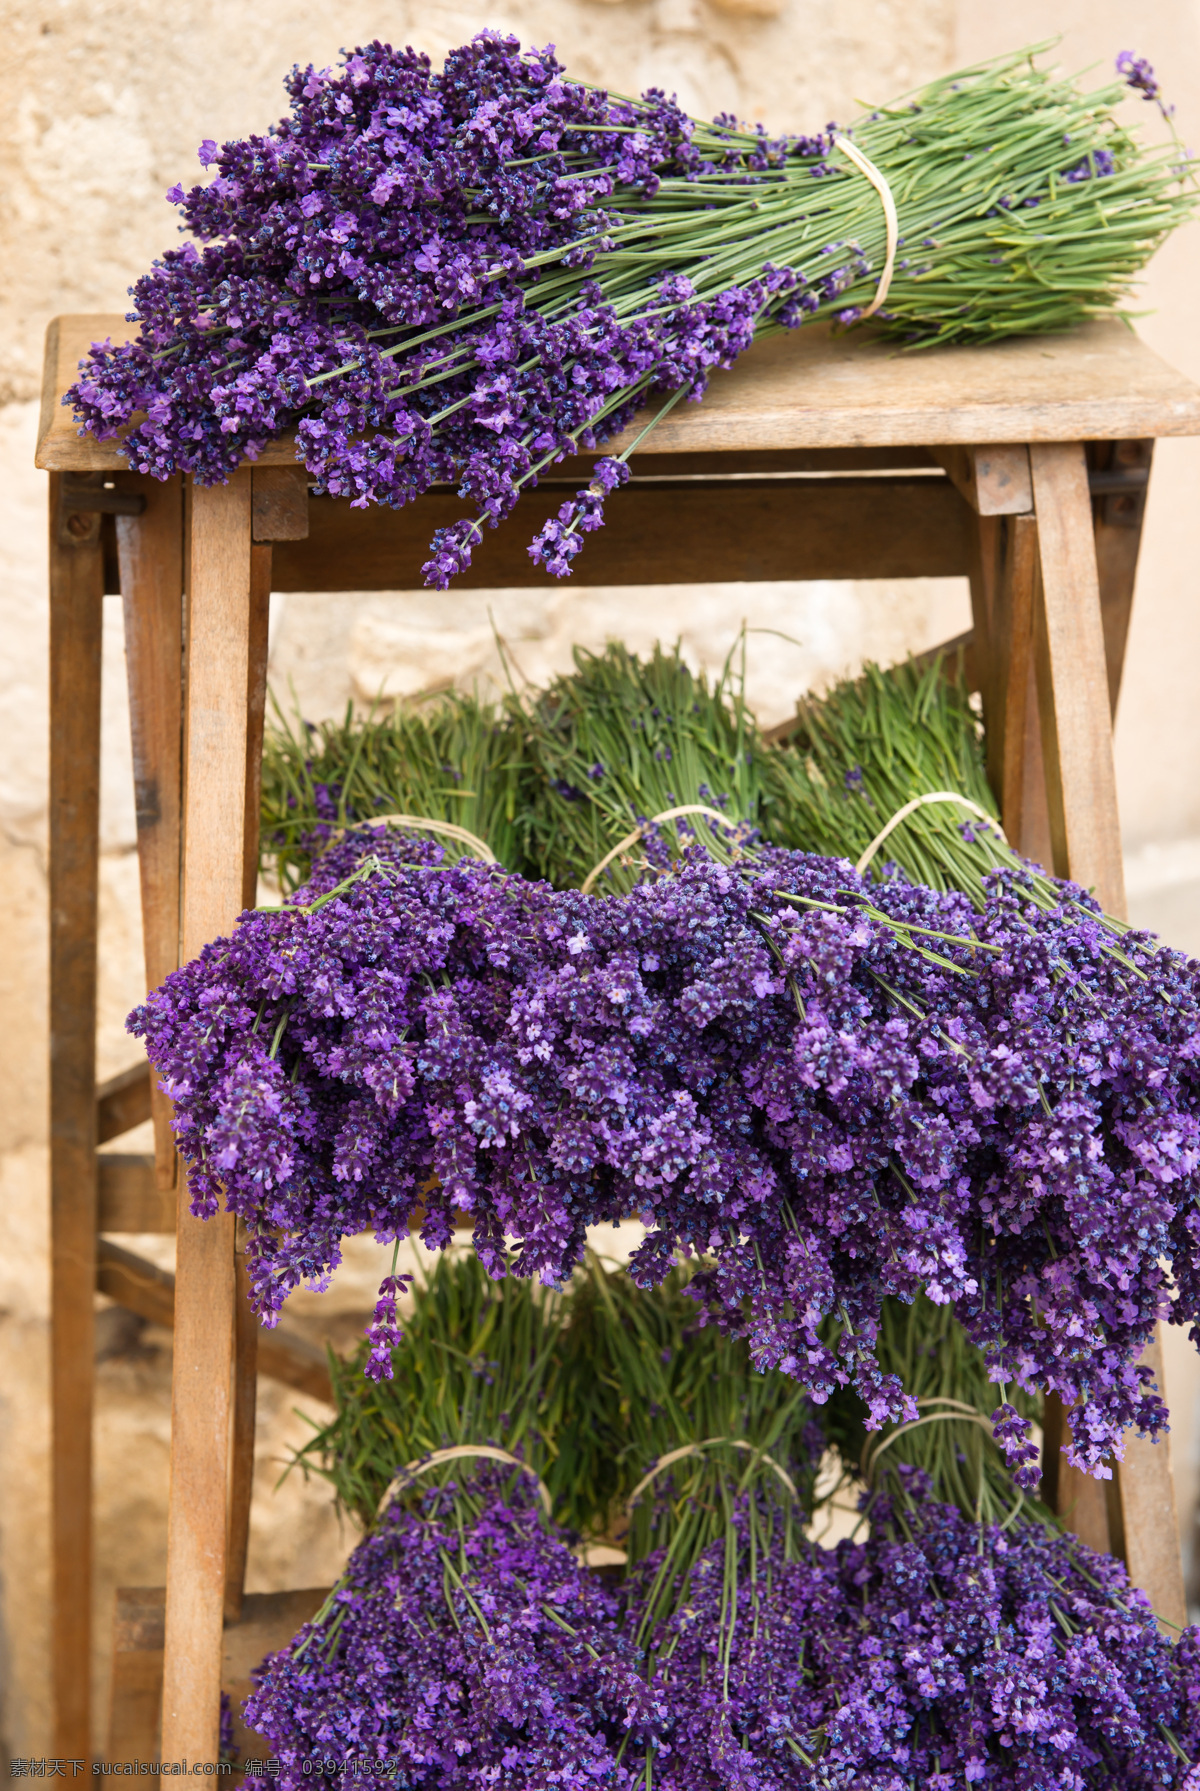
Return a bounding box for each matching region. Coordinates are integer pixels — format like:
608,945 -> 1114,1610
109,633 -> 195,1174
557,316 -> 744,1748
38,312 -> 1200,474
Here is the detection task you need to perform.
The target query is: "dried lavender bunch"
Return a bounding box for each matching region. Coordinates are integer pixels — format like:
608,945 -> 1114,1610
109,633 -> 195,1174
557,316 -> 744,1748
68,39 -> 1192,585
764,652 -> 999,897
822,1290 -> 1044,1528
510,640 -> 763,892
259,687 -> 530,892
633,1473 -> 1200,1790
242,1465 -> 656,1783
129,827 -> 1200,1485
293,1248 -> 606,1537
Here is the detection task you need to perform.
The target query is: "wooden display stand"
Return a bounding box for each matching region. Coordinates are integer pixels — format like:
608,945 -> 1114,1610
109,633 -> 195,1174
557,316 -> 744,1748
38,311 -> 1200,1754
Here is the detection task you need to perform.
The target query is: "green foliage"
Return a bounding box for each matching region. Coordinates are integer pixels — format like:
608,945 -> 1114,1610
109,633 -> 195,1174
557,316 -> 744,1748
293,1251 -> 580,1531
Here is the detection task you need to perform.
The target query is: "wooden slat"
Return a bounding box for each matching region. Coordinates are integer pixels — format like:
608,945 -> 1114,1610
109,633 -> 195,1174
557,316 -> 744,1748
966,512 -> 998,739
98,1153 -> 174,1232
97,1238 -> 176,1330
986,514 -> 1040,840
162,472 -> 253,1757
252,465 -> 309,541
1028,441 -> 1185,1622
932,444 -> 1033,515
224,552 -> 271,1623
96,1061 -> 152,1145
1118,1332 -> 1188,1630
273,476 -> 973,592
107,1588 -> 165,1756
117,474 -> 184,1188
37,315 -> 1200,472
49,469 -> 104,1754
96,1238 -> 334,1403
108,1586 -> 328,1760
225,1235 -> 259,1625
1092,440 -> 1153,716
1030,442 -> 1126,918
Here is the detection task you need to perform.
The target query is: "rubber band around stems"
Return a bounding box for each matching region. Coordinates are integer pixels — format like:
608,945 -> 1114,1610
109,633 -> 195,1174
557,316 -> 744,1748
332,812 -> 498,863
581,805 -> 746,896
624,1437 -> 799,1514
860,1399 -> 997,1486
832,136 -> 898,320
855,791 -> 1009,877
377,1443 -> 552,1518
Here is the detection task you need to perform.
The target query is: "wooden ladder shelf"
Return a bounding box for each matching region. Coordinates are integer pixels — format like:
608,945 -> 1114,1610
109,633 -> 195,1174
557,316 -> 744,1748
38,311 -> 1200,1754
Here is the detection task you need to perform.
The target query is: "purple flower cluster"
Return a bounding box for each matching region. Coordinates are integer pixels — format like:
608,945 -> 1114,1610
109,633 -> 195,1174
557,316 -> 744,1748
242,1467 -> 655,1782
1118,51 -> 1175,121
635,1478 -> 1200,1788
65,34 -> 835,587
129,835 -> 1200,1483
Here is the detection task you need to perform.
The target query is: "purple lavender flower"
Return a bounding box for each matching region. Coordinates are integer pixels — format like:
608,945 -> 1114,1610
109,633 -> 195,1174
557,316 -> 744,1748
1118,50 -> 1176,120
243,1467 -> 655,1782
129,831 -> 1200,1482
634,1479 -> 1200,1788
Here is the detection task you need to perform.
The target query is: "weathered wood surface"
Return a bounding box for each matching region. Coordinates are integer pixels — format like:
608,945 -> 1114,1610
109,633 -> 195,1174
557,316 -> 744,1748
1030,442 -> 1126,917
96,1237 -> 333,1401
1091,439 -> 1153,716
107,1587 -> 166,1757
49,469 -> 105,1754
117,473 -> 184,1186
96,1061 -> 152,1144
162,473 -> 254,1756
222,549 -> 273,1623
107,1586 -> 328,1762
1118,1333 -> 1188,1630
987,514 -> 1040,839
933,443 -> 1032,515
272,475 -> 972,591
251,464 -> 309,541
38,315 -> 1200,473
98,1153 -> 175,1232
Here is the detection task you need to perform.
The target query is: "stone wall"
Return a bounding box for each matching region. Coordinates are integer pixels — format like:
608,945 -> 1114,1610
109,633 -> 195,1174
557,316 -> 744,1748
2,0 -> 1200,1752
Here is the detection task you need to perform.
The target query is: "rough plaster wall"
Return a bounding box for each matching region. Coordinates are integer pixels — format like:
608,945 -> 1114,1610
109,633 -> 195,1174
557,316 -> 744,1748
3,0 -> 1200,1752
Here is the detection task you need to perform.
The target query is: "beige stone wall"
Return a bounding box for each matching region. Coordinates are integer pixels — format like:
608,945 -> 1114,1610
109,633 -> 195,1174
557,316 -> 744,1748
3,0 -> 1200,1752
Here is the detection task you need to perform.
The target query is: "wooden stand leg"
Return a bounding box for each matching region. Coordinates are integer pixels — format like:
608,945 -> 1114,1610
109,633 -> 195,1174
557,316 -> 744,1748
966,502 -> 1053,870
116,476 -> 184,1188
1029,440 -> 1184,1623
49,473 -> 105,1753
1092,439 -> 1152,717
161,473 -> 254,1755
224,543 -> 271,1625
1029,442 -> 1126,917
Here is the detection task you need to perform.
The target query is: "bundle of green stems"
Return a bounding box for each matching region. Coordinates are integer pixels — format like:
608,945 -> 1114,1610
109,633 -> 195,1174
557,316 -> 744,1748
508,640 -> 763,893
259,689 -> 529,892
293,1249 -> 583,1530
822,1293 -> 1045,1530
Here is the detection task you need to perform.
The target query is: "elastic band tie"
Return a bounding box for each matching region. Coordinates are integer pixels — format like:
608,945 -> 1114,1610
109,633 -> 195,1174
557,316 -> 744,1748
855,791 -> 1008,877
332,813 -> 497,862
377,1444 -> 552,1518
581,805 -> 745,896
860,1399 -> 996,1485
624,1437 -> 798,1514
832,136 -> 899,320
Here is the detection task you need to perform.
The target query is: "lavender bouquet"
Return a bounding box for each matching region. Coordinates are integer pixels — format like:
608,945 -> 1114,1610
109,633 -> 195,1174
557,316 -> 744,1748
242,1465 -> 656,1782
634,1472 -> 1200,1790
129,822 -> 1200,1486
68,38 -> 1192,585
